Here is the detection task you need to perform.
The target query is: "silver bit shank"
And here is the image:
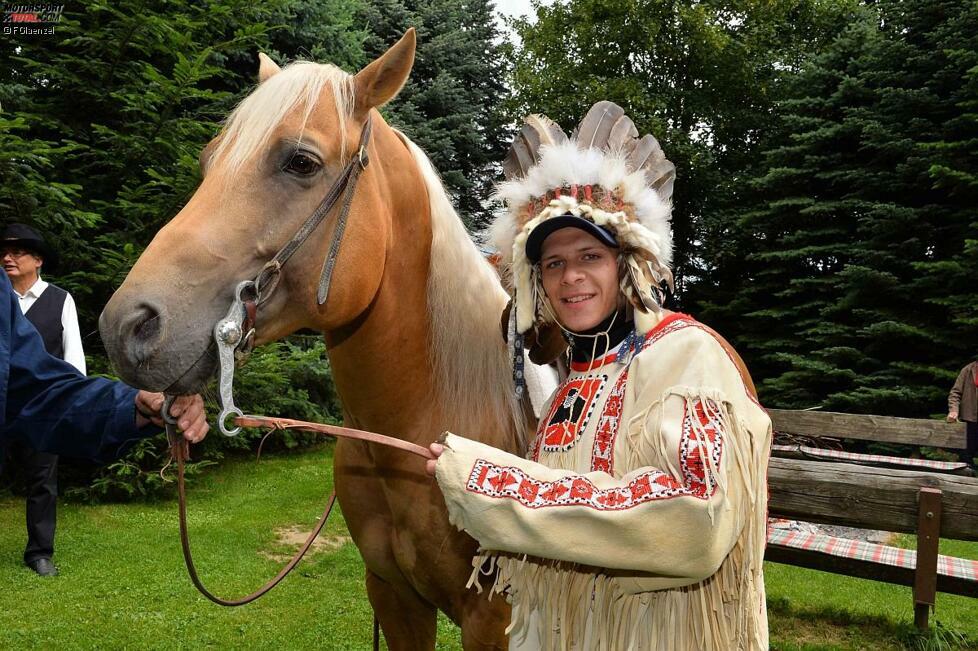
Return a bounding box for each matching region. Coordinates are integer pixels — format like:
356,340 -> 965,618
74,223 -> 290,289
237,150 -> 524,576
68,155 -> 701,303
213,281 -> 254,436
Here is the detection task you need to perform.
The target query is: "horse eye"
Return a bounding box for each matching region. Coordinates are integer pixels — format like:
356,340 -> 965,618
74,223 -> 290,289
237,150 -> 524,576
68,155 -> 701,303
284,152 -> 321,176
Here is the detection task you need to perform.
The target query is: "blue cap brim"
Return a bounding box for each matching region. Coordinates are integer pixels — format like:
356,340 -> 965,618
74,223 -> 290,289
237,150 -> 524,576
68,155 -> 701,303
525,214 -> 619,263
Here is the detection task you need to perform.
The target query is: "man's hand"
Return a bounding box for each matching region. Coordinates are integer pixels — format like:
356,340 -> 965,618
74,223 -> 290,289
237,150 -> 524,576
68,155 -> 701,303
424,442 -> 445,477
947,411 -> 959,423
135,391 -> 209,444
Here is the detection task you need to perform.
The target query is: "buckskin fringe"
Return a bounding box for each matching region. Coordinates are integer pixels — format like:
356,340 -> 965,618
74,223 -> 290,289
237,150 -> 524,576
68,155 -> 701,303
468,390 -> 769,650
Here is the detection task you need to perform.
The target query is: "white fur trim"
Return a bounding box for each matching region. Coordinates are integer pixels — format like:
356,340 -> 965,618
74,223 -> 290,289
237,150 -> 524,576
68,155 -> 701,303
493,142 -> 672,268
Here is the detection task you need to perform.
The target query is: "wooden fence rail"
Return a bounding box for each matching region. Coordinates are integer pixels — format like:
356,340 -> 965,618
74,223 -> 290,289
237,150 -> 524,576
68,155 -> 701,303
768,458 -> 978,540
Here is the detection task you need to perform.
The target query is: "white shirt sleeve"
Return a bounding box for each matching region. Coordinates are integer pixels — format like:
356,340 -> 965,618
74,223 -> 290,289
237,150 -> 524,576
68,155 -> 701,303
60,292 -> 87,374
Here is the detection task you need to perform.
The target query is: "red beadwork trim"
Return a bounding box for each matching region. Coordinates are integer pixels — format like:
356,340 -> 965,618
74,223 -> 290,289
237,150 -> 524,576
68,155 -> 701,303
680,399 -> 726,495
466,396 -> 726,510
591,370 -> 628,474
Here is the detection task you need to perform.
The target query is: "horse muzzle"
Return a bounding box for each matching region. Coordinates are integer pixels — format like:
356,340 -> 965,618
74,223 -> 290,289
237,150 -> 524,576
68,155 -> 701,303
99,293 -> 218,393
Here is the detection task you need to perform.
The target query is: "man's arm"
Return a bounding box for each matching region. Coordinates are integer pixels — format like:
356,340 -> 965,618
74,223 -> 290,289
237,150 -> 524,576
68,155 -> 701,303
60,291 -> 86,374
3,285 -> 208,461
948,366 -> 968,419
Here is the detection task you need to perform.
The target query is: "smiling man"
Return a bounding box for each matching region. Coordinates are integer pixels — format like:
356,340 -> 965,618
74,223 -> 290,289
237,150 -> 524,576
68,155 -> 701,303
426,103 -> 773,650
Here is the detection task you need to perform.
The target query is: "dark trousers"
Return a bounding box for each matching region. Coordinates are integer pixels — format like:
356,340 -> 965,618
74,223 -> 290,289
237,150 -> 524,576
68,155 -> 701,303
964,421 -> 978,465
3,442 -> 58,563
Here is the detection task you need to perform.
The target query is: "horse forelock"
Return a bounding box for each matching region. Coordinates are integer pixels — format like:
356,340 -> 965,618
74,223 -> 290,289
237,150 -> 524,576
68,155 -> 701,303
397,134 -> 527,453
211,62 -> 356,178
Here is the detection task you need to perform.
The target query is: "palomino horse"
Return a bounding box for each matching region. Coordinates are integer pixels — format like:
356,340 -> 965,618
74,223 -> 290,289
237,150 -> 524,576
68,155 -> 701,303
100,30 -> 521,649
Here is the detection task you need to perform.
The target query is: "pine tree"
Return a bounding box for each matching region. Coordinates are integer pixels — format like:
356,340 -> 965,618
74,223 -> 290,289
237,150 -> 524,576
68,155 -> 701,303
730,0 -> 978,416
358,0 -> 509,227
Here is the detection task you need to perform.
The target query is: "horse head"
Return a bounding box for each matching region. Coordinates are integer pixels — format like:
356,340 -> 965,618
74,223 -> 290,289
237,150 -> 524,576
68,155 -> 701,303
100,31 -> 423,394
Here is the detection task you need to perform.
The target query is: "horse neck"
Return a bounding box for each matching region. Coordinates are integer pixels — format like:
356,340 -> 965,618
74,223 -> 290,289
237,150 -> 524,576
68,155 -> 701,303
323,247 -> 437,442
324,133 -> 521,450
326,271 -> 523,455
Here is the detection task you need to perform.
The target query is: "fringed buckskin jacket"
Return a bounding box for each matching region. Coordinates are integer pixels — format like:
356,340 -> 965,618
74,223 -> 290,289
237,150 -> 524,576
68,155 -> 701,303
435,313 -> 772,650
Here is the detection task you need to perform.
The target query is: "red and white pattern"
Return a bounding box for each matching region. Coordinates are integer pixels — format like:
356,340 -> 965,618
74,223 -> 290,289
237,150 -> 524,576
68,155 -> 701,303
771,444 -> 970,472
469,397 -> 727,510
537,374 -> 607,454
590,370 -> 629,474
466,459 -> 685,510
681,399 -> 726,496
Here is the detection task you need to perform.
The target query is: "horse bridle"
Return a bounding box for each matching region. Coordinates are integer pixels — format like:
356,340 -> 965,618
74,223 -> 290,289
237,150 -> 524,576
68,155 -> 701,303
162,115 -> 432,619
211,115 -> 373,436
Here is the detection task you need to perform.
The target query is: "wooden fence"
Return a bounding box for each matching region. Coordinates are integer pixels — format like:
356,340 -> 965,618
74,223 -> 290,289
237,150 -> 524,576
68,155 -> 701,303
765,409 -> 977,628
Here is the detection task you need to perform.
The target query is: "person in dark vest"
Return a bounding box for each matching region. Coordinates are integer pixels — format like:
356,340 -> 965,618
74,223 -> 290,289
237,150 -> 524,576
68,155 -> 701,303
1,223 -> 84,577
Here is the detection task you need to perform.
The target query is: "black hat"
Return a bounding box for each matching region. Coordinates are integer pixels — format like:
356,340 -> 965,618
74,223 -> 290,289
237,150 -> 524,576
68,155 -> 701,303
525,213 -> 619,264
1,223 -> 59,271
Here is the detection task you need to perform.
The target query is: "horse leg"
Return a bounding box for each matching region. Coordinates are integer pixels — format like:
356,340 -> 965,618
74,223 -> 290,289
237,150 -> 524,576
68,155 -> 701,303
459,587 -> 510,650
366,569 -> 437,651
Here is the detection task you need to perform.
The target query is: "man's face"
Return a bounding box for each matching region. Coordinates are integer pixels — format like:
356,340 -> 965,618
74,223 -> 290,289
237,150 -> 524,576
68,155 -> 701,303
539,227 -> 620,332
2,246 -> 43,283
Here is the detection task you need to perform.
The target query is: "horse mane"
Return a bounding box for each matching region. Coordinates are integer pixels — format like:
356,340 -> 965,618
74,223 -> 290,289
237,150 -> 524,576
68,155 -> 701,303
209,61 -> 524,451
211,61 -> 356,177
399,136 -> 526,450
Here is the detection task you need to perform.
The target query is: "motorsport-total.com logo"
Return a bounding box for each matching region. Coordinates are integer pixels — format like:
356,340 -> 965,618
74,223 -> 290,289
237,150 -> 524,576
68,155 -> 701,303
3,3 -> 64,36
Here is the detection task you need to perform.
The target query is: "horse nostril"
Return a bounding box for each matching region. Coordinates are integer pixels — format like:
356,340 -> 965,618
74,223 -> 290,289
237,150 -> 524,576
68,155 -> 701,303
132,305 -> 162,342
126,303 -> 166,364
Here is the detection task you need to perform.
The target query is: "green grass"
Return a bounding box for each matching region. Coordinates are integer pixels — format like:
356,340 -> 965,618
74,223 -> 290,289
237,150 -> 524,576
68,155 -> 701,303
0,445 -> 975,649
765,534 -> 978,650
0,444 -> 461,649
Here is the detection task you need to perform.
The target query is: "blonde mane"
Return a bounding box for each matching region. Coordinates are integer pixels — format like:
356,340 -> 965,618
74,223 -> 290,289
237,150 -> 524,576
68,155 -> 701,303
399,137 -> 525,447
211,61 -> 355,177
212,61 -> 524,449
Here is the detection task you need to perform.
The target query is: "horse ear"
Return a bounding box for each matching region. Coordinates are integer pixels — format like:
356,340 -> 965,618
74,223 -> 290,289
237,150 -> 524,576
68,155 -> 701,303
353,28 -> 416,114
258,53 -> 281,83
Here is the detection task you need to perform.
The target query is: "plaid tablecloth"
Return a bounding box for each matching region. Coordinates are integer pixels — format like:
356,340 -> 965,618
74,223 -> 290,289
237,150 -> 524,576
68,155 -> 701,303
767,526 -> 978,580
772,444 -> 969,472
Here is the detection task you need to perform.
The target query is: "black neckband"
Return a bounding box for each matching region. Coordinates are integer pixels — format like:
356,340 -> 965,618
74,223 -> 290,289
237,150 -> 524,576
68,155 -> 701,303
567,309 -> 633,363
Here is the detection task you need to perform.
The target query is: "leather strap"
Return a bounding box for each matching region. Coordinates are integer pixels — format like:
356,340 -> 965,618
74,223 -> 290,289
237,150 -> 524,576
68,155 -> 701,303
165,410 -> 432,608
167,424 -> 336,606
234,415 -> 434,459
254,116 -> 373,306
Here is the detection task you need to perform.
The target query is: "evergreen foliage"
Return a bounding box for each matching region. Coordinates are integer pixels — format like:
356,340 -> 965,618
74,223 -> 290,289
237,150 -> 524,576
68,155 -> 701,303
728,0 -> 978,416
505,0 -> 853,295
357,0 -> 509,227
0,0 -> 361,499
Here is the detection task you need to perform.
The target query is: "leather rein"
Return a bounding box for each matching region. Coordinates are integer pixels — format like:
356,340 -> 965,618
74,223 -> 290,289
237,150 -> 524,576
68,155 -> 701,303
163,115 -> 434,610
163,415 -> 431,607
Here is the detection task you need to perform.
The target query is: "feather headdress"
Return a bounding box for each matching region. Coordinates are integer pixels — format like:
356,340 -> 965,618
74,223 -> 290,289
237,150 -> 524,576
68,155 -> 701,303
490,101 -> 676,337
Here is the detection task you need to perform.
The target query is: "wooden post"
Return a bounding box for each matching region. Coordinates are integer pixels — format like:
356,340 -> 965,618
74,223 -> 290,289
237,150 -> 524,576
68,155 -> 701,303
913,487 -> 942,630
